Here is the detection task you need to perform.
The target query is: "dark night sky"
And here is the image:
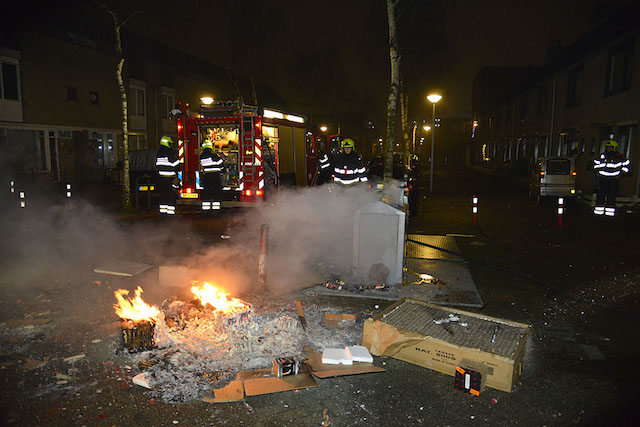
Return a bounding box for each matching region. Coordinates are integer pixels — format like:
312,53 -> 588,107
4,0 -> 634,132
128,0 -> 623,126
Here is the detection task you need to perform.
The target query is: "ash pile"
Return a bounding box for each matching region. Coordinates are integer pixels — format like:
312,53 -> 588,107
116,286 -> 363,402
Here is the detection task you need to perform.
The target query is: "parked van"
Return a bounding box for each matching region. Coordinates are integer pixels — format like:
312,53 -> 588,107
529,156 -> 576,203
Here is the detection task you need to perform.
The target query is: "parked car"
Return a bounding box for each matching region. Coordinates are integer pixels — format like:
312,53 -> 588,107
529,156 -> 577,204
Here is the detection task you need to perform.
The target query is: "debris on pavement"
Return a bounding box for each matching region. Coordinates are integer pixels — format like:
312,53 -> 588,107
63,354 -> 85,363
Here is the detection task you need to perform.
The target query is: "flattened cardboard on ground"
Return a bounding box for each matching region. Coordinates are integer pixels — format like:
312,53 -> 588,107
203,369 -> 317,402
203,380 -> 245,403
93,261 -> 153,277
305,348 -> 385,378
362,298 -> 530,392
240,369 -> 318,396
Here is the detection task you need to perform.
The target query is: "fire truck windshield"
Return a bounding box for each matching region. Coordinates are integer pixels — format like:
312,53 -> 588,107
199,124 -> 240,186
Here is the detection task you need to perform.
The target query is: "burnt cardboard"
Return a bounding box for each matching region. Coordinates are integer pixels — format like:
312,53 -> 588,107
323,313 -> 356,329
203,380 -> 245,403
363,298 -> 530,392
241,370 -> 318,396
305,347 -> 385,378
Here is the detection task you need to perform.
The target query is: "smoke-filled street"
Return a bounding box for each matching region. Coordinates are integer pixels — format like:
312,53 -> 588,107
1,166 -> 638,425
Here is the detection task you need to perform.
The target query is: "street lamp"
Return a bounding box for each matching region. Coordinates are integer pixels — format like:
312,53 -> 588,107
320,126 -> 328,133
427,94 -> 442,193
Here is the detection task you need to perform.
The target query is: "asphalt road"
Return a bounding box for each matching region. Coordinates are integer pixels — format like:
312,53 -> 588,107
1,166 -> 639,426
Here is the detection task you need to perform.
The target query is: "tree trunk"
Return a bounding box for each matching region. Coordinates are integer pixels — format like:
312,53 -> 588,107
400,78 -> 411,168
103,5 -> 133,210
385,0 -> 401,181
116,54 -> 131,209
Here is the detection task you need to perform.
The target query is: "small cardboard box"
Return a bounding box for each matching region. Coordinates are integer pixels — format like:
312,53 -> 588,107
363,298 -> 530,392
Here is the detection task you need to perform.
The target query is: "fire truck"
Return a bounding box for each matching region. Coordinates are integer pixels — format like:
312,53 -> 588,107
173,99 -> 327,207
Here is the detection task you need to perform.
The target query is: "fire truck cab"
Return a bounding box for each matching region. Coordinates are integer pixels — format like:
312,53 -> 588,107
173,99 -> 326,207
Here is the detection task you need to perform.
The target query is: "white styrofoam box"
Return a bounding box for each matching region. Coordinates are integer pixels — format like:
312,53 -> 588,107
322,348 -> 353,365
346,345 -> 373,363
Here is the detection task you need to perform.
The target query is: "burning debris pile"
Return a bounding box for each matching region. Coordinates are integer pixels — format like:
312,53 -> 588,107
113,283 -> 314,402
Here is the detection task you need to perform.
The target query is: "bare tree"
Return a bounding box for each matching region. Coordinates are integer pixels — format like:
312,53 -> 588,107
385,0 -> 401,181
99,2 -> 145,210
400,76 -> 412,168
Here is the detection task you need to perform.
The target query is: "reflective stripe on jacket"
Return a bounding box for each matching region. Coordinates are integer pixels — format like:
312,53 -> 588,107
594,151 -> 630,177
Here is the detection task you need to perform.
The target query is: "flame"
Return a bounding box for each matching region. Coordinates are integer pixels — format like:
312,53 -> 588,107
114,286 -> 161,321
191,282 -> 248,313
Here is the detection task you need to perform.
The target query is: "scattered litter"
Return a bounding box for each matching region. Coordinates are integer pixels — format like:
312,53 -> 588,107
56,373 -> 73,381
56,380 -> 68,385
92,339 -> 102,344
133,373 -> 152,389
63,354 -> 85,363
21,358 -> 47,370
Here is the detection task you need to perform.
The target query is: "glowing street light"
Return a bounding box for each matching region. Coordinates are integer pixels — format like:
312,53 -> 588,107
427,94 -> 442,193
320,126 -> 328,132
200,96 -> 214,105
423,125 -> 431,132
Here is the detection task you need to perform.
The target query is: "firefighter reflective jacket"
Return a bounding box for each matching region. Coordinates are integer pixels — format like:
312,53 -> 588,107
333,151 -> 368,185
156,145 -> 180,177
594,150 -> 630,178
200,148 -> 223,173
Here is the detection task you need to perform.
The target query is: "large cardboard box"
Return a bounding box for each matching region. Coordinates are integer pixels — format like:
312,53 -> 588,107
363,299 -> 531,392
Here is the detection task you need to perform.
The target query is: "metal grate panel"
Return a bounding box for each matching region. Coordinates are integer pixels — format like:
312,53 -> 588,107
382,300 -> 528,358
405,235 -> 464,261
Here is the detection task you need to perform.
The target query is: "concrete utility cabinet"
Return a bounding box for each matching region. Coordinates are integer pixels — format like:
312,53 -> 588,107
353,195 -> 406,285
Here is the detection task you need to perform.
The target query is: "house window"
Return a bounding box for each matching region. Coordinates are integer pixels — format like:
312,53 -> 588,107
67,86 -> 78,101
130,87 -> 146,116
617,126 -> 634,158
606,38 -> 633,95
520,94 -> 528,120
1,62 -> 19,101
90,91 -> 100,105
537,84 -> 548,116
566,65 -> 583,107
161,94 -> 175,119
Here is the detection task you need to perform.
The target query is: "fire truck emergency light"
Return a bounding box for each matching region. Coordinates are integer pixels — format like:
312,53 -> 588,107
263,109 -> 283,119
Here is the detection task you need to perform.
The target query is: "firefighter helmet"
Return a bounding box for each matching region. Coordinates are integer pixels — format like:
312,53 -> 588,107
202,140 -> 213,150
341,138 -> 355,149
160,135 -> 173,148
604,139 -> 618,149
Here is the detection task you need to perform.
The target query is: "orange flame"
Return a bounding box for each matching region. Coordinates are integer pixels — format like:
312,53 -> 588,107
191,282 -> 248,313
113,286 -> 160,321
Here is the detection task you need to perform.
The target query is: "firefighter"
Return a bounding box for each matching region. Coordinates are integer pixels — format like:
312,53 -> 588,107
199,139 -> 223,211
155,135 -> 180,215
593,139 -> 630,216
316,151 -> 332,185
332,138 -> 368,186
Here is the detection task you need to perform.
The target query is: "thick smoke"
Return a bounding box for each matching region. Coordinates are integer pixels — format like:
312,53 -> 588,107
0,181 -> 404,301
189,182 -> 404,295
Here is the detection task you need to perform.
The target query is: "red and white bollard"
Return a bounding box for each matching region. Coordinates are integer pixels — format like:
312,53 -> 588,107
472,195 -> 478,227
557,197 -> 564,229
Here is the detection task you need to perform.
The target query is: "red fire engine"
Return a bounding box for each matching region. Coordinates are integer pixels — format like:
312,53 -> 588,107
173,99 -> 327,207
